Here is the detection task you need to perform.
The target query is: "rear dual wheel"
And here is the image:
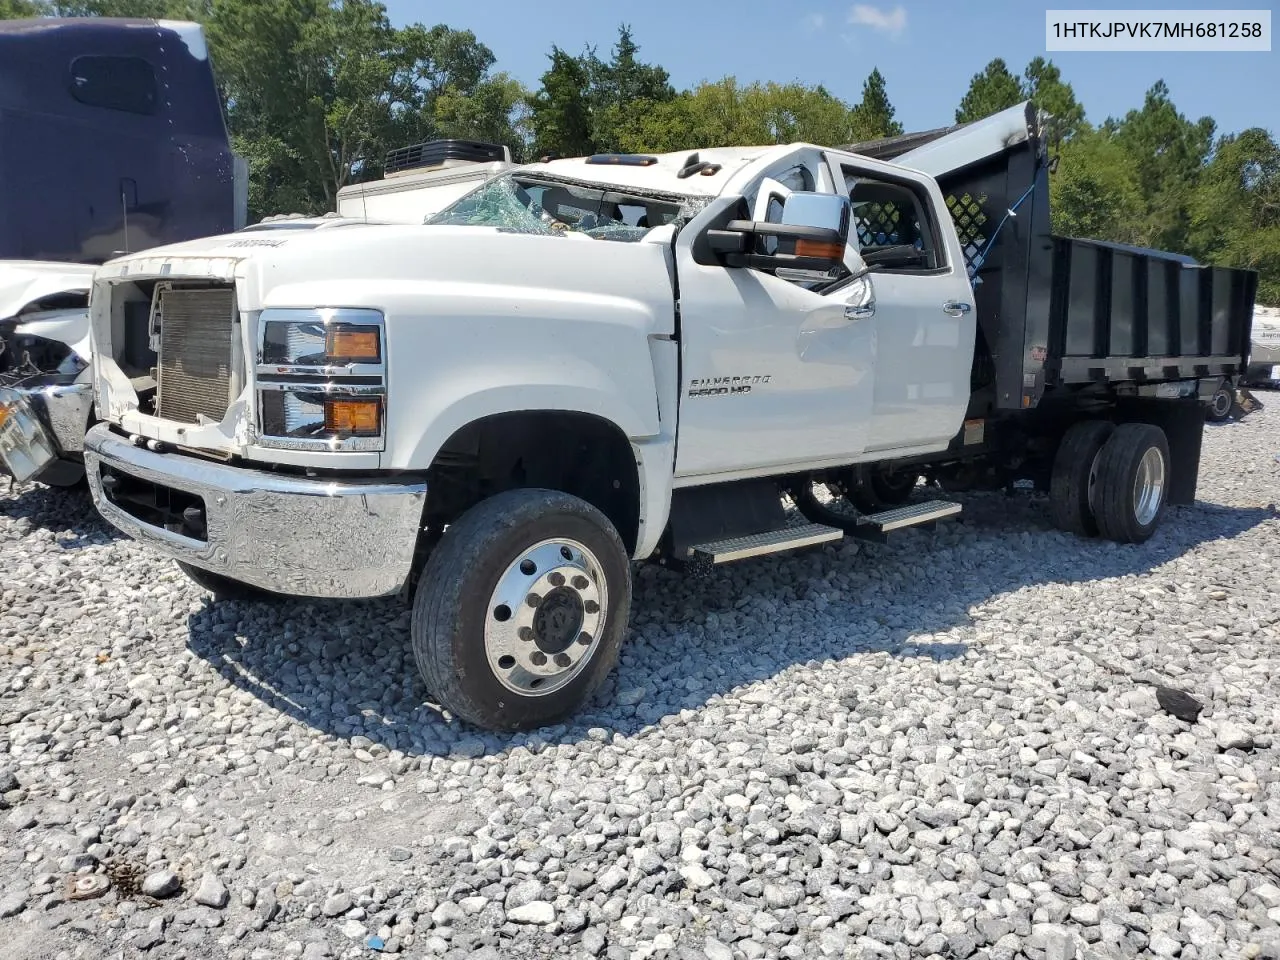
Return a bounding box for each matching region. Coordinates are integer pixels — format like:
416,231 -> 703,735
1049,421 -> 1170,544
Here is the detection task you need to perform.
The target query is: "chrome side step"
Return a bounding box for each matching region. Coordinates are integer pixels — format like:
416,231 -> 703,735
850,500 -> 961,541
687,522 -> 843,574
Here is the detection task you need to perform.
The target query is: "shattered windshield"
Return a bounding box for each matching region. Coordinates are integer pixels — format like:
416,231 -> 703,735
426,173 -> 706,242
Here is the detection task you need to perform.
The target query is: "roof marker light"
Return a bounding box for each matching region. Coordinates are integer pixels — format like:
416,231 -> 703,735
585,154 -> 659,166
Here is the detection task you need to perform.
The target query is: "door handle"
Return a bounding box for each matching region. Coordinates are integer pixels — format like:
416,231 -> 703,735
845,301 -> 875,320
942,300 -> 971,317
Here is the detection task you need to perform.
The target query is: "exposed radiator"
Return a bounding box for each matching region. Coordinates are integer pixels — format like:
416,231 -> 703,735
155,287 -> 236,424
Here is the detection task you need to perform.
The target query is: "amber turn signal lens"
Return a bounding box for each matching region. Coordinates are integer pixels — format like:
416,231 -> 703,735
325,325 -> 380,363
324,398 -> 381,436
794,239 -> 845,260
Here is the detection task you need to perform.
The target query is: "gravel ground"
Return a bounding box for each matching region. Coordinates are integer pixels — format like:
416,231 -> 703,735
2,405 -> 1279,960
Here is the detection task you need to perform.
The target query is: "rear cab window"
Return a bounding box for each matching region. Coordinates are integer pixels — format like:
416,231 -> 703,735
69,55 -> 158,115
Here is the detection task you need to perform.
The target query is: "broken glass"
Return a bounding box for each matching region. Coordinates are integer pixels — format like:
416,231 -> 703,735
426,174 -> 709,243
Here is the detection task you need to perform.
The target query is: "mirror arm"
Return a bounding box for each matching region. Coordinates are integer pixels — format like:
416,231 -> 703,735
726,220 -> 845,244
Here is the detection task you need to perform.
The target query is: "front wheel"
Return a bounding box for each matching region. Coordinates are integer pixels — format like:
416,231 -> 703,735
843,463 -> 920,513
177,562 -> 278,602
411,489 -> 632,731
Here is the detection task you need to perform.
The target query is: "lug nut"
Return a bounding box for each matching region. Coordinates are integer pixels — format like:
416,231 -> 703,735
584,600 -> 600,614
530,651 -> 547,667
549,572 -> 565,586
572,576 -> 589,590
578,632 -> 592,646
554,653 -> 572,668
525,593 -> 542,607
518,626 -> 533,642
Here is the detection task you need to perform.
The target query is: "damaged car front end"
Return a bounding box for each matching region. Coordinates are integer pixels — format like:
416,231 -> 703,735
0,289 -> 96,486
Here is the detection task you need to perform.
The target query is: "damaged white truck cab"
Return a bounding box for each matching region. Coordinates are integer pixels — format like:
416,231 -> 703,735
0,262 -> 97,485
84,105 -> 1257,730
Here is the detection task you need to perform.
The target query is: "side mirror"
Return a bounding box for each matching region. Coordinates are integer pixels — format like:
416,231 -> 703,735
706,192 -> 850,278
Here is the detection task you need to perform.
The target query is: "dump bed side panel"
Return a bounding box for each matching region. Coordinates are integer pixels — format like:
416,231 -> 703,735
1048,239 -> 1256,385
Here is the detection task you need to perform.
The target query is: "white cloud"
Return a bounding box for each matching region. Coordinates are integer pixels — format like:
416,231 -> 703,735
803,12 -> 827,32
847,4 -> 908,38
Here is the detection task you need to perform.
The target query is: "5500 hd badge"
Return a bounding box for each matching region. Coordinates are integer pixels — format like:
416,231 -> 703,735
686,375 -> 771,398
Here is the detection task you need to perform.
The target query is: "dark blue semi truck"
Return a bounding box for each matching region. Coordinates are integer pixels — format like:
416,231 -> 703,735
0,17 -> 244,485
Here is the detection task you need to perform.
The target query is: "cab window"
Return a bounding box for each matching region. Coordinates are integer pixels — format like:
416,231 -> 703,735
69,56 -> 158,115
840,164 -> 944,271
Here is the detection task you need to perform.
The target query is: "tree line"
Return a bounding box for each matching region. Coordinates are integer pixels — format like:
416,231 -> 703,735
3,0 -> 1276,302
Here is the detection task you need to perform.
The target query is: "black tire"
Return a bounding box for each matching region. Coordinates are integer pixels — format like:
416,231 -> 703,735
1092,423 -> 1171,544
177,561 -> 277,601
844,463 -> 920,513
412,488 -> 632,731
1048,420 -> 1115,537
36,459 -> 87,489
1206,385 -> 1233,422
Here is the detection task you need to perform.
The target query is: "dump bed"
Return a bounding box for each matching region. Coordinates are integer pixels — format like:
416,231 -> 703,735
846,104 -> 1257,412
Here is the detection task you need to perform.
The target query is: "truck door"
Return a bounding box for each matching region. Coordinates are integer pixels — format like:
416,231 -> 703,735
827,153 -> 976,454
672,154 -> 876,480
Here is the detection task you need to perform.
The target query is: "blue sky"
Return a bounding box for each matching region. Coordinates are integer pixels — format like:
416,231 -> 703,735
383,0 -> 1277,138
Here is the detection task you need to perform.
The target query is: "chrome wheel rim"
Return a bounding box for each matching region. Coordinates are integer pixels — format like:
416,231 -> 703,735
1133,446 -> 1166,526
484,538 -> 607,697
1211,389 -> 1232,418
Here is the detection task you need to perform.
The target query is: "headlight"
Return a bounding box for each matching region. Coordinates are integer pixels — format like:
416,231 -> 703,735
260,309 -> 382,369
255,308 -> 386,452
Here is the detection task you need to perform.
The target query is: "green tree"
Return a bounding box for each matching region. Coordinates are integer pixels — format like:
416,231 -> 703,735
1022,57 -> 1086,141
389,23 -> 528,162
528,25 -> 673,157
955,58 -> 1023,124
528,46 -> 594,157
1189,128 -> 1280,302
0,0 -> 48,16
849,68 -> 903,141
51,0 -> 208,16
584,25 -> 674,152
434,72 -> 530,160
1049,129 -> 1144,241
209,1 -> 519,218
1110,80 -> 1215,250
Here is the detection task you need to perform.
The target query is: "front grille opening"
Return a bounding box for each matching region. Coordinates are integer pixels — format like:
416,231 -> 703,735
155,285 -> 237,425
100,464 -> 209,541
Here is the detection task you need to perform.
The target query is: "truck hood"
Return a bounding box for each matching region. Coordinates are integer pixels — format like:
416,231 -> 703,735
92,222 -> 397,280
0,260 -> 95,320
92,222 -> 653,296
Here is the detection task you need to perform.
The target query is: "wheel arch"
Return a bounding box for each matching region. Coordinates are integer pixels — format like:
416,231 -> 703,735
422,407 -> 656,557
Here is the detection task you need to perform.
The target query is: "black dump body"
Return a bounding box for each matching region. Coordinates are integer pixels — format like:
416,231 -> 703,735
0,18 -> 238,264
847,104 -> 1258,415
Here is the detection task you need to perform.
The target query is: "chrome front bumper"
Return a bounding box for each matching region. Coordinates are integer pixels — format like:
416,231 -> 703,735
84,424 -> 427,598
0,383 -> 92,482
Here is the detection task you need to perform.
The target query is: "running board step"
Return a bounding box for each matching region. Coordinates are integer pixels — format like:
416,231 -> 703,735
687,523 -> 843,575
850,500 -> 961,542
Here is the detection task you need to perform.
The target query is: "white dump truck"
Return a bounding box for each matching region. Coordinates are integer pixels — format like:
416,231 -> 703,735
79,104 -> 1256,730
